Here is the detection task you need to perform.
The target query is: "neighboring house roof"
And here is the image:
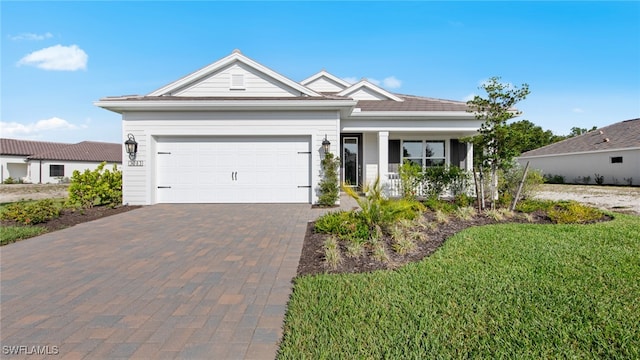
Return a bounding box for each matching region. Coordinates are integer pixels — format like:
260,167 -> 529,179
1,138 -> 122,163
28,141 -> 122,162
1,138 -> 69,156
520,118 -> 640,157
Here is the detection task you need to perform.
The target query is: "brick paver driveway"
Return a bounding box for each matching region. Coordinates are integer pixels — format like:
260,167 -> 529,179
1,204 -> 324,359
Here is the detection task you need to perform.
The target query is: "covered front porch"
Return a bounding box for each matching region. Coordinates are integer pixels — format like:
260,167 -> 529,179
338,130 -> 475,197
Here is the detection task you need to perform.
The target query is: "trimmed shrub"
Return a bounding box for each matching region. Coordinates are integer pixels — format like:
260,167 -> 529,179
67,162 -> 122,208
398,161 -> 422,199
499,164 -> 544,200
548,201 -> 606,224
515,199 -> 556,213
317,153 -> 340,206
0,199 -> 60,225
423,197 -> 456,214
544,174 -> 565,184
315,210 -> 370,243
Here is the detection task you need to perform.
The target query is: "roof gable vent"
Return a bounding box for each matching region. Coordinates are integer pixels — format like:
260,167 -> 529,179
230,73 -> 245,90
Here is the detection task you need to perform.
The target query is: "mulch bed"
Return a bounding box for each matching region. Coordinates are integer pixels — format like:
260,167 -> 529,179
1,205 -> 141,233
296,210 -> 613,277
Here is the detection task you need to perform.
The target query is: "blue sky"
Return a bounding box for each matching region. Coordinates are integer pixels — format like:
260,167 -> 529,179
2,1 -> 639,144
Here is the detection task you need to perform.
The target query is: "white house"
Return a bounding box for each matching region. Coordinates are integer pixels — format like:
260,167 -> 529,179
96,50 -> 482,205
518,118 -> 640,185
0,138 -> 122,184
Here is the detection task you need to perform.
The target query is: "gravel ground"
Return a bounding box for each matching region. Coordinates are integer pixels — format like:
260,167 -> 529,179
0,184 -> 69,203
534,184 -> 640,215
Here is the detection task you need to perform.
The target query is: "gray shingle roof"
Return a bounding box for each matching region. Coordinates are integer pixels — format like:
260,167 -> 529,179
520,118 -> 640,157
1,138 -> 69,156
99,94 -> 471,112
356,95 -> 470,112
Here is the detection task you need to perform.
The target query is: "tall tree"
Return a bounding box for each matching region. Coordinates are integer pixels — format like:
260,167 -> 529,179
506,120 -> 564,154
567,126 -> 598,138
466,77 -> 530,208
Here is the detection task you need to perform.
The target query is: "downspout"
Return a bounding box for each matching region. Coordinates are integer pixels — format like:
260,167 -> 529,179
39,160 -> 42,184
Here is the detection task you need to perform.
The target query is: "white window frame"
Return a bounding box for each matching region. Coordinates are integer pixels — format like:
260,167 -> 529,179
401,140 -> 446,169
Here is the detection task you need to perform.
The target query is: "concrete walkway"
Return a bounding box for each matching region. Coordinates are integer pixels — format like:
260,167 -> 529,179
0,201 -> 354,359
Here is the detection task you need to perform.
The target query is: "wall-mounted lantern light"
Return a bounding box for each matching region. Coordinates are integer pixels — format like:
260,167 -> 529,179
124,133 -> 138,160
322,134 -> 331,154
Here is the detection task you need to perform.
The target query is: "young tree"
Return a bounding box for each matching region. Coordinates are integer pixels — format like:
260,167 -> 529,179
466,77 -> 530,208
317,152 -> 340,206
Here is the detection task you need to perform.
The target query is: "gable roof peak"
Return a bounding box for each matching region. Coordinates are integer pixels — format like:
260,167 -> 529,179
337,79 -> 404,102
148,51 -> 321,97
300,70 -> 351,89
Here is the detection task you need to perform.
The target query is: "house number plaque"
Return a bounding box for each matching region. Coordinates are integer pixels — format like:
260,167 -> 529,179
128,160 -> 144,167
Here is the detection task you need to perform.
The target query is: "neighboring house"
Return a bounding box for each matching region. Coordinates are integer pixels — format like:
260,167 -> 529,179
0,138 -> 122,184
95,50 -> 483,205
518,118 -> 640,185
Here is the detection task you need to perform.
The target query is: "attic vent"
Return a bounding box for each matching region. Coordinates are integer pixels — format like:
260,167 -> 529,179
230,74 -> 245,90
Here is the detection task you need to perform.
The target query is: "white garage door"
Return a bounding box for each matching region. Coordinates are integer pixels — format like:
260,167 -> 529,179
156,136 -> 311,203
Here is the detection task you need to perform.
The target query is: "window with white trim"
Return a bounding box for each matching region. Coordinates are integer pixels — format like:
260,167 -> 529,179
402,140 -> 445,168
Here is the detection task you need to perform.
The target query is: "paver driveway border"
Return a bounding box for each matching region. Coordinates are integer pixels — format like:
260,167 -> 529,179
1,202 -> 353,359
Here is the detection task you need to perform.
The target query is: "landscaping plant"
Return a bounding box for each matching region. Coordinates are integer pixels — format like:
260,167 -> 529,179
317,152 -> 340,206
465,77 -> 530,208
0,199 -> 61,225
67,162 -> 122,208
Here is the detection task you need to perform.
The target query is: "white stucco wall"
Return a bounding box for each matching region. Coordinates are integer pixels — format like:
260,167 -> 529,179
518,148 -> 640,185
1,155 -> 29,183
121,110 -> 341,205
28,160 -> 120,184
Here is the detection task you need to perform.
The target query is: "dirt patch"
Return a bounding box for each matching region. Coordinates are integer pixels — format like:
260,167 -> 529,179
297,211 -> 560,277
0,184 -> 70,203
535,184 -> 640,215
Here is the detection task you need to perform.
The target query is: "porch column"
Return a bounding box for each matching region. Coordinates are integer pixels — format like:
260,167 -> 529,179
466,142 -> 474,170
378,131 -> 389,182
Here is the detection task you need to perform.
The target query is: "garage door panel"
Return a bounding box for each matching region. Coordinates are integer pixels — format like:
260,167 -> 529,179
156,137 -> 310,203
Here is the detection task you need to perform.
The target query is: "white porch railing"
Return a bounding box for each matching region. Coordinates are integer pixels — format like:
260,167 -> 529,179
384,172 -> 474,199
385,172 -> 426,198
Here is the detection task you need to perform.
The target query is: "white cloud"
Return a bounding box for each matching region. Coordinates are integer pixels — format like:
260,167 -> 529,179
572,108 -> 585,113
0,117 -> 81,137
341,76 -> 402,89
8,32 -> 53,41
342,77 -> 358,84
368,78 -> 381,86
463,93 -> 477,102
17,44 -> 88,71
382,76 -> 402,89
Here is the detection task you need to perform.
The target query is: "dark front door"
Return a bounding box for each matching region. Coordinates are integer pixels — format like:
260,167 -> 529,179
341,133 -> 362,188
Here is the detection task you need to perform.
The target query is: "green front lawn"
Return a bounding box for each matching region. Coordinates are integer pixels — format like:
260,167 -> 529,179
0,225 -> 47,245
278,214 -> 640,359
